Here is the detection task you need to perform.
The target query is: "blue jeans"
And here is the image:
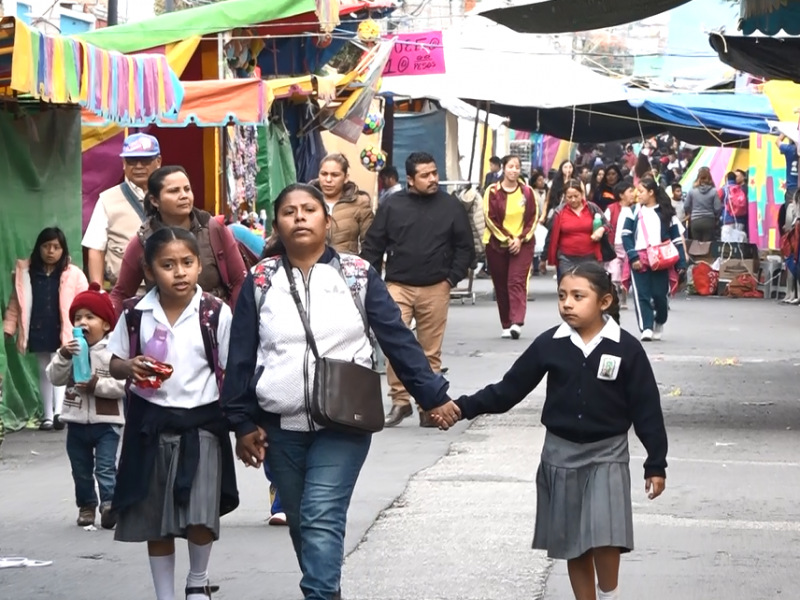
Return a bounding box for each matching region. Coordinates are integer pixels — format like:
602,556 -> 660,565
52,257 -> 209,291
266,424 -> 371,600
66,423 -> 120,507
262,461 -> 283,514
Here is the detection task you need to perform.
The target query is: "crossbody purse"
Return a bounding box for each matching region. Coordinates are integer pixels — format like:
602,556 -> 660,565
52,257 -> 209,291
282,255 -> 384,434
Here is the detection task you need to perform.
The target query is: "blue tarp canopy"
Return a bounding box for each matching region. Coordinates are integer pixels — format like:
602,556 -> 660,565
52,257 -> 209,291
739,0 -> 800,35
628,93 -> 777,135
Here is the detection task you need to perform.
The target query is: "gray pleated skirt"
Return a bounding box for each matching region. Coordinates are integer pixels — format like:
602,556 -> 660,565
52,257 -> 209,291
115,430 -> 222,543
532,431 -> 633,560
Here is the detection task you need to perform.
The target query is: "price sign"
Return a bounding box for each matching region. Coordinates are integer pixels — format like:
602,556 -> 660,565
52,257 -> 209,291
383,31 -> 446,78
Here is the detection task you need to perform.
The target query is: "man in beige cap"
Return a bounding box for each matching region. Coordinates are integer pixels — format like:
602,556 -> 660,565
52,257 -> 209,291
82,133 -> 162,287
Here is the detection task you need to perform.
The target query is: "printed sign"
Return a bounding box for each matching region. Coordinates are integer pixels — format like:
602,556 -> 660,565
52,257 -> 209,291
383,31 -> 446,77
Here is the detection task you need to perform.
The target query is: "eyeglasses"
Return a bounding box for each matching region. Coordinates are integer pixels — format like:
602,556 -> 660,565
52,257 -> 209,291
124,157 -> 157,166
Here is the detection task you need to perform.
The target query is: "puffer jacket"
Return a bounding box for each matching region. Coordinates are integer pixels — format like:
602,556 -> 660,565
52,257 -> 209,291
46,335 -> 125,426
457,187 -> 486,262
310,180 -> 374,254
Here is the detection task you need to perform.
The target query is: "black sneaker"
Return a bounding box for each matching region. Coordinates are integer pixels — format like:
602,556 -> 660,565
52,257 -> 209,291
53,414 -> 65,431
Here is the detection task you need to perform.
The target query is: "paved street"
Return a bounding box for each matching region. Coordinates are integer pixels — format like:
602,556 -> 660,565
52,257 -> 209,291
3,275 -> 800,599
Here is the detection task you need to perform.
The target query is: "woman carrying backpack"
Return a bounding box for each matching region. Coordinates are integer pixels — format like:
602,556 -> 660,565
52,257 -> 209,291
720,170 -> 749,243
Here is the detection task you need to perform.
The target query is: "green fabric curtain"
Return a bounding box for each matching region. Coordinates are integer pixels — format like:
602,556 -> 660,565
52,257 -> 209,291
255,122 -> 297,226
0,108 -> 83,431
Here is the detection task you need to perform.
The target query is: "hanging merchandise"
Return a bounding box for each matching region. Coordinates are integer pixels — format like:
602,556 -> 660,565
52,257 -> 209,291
294,104 -> 327,184
360,146 -> 387,172
357,19 -> 382,44
255,112 -> 297,219
226,125 -> 259,213
362,112 -> 384,135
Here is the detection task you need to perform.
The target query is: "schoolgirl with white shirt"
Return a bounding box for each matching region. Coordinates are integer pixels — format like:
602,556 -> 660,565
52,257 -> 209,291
434,262 -> 668,600
108,227 -> 236,600
603,181 -> 636,309
621,178 -> 686,342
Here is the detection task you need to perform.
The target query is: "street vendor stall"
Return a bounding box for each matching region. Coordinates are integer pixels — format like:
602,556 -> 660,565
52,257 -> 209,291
0,17 -> 181,433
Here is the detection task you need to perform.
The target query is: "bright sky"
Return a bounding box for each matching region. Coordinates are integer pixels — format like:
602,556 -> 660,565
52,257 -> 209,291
119,0 -> 155,23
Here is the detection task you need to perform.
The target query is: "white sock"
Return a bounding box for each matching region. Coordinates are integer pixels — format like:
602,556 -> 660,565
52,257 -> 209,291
597,586 -> 619,600
186,541 -> 213,597
148,554 -> 176,600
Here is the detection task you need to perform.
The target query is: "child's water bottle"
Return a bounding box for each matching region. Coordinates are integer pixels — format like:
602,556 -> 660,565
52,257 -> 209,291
592,213 -> 604,234
72,328 -> 92,384
138,326 -> 170,397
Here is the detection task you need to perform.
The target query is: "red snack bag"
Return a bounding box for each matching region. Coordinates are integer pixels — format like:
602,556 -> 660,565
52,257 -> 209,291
138,360 -> 174,389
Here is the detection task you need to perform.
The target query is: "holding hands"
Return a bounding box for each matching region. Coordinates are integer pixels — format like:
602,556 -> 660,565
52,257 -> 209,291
428,400 -> 462,431
236,427 -> 268,468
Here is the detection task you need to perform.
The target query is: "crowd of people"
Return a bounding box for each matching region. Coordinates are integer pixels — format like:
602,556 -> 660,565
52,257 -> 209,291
1,132 -> 679,600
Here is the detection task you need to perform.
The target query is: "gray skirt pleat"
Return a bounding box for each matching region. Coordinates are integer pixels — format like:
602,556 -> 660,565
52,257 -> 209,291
115,430 -> 222,543
532,431 -> 633,560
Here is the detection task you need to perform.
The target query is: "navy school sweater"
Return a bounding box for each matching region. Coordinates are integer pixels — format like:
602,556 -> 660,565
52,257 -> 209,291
454,324 -> 668,479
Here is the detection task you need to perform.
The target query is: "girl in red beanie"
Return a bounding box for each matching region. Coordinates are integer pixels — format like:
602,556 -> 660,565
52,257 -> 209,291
46,282 -> 125,529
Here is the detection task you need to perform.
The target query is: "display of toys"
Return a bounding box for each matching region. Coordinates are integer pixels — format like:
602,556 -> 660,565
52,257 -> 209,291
357,19 -> 381,43
363,112 -> 384,135
360,146 -> 387,172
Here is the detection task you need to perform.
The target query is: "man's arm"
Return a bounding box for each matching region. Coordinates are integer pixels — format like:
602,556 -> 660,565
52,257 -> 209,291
82,199 -> 109,285
86,250 -> 106,286
360,202 -> 389,270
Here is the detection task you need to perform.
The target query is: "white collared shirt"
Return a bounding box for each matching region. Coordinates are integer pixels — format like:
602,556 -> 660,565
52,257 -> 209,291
107,286 -> 232,409
632,204 -> 681,251
82,178 -> 146,251
552,317 -> 621,358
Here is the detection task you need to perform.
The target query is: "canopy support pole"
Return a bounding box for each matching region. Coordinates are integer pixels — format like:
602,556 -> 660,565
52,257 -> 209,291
466,102 -> 480,189
478,101 -> 492,189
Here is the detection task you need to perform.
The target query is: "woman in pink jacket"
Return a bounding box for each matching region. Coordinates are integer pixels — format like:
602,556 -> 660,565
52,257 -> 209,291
3,227 -> 88,430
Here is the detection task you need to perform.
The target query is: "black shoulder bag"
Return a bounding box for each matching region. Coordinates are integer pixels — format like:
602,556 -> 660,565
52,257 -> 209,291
282,255 -> 385,434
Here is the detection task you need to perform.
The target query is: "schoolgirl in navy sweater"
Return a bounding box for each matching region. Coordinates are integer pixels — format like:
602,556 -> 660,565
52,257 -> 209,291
431,261 -> 668,600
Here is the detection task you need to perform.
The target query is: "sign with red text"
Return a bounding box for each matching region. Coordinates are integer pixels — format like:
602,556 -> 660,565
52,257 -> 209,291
383,31 -> 446,77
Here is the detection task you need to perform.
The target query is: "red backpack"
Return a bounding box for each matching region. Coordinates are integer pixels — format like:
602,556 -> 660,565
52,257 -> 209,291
725,184 -> 748,218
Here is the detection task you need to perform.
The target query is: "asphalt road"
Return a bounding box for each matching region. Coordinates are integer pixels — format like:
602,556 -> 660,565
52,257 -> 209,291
2,276 -> 800,599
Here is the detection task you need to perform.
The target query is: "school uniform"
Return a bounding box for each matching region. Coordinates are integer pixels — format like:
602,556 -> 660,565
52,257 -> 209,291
621,205 -> 686,333
107,286 -> 237,542
454,318 -> 667,560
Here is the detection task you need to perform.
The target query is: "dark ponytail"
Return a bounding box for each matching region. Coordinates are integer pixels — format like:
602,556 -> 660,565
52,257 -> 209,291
564,261 -> 620,324
640,177 -> 676,228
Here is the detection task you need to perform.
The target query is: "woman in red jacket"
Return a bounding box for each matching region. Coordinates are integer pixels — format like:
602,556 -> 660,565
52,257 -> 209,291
110,166 -> 246,315
547,179 -> 607,278
483,155 -> 539,339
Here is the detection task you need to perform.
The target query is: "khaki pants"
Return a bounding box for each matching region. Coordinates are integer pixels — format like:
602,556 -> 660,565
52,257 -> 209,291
386,281 -> 450,408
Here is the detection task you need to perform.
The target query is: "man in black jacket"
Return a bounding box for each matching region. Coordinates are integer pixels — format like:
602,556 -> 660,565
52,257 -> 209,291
362,152 -> 474,427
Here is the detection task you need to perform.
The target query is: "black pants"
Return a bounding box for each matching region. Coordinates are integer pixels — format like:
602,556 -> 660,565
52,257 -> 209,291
690,217 -> 716,242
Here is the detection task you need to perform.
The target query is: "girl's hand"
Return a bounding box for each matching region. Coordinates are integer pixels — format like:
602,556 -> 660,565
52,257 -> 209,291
128,356 -> 157,382
236,427 -> 267,467
508,238 -> 522,255
631,260 -> 643,272
646,476 -> 666,500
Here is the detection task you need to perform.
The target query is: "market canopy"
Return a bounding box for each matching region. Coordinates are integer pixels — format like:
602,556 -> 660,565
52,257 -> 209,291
0,17 -> 183,125
709,33 -> 800,83
738,0 -> 800,35
477,0 -> 693,34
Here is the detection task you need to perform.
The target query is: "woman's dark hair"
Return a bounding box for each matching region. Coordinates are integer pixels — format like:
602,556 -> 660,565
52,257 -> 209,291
143,227 -> 200,267
564,178 -> 585,196
562,261 -> 621,325
547,160 -> 575,211
144,166 -> 190,216
143,226 -> 200,268
30,227 -> 69,274
639,177 -> 676,227
262,183 -> 328,258
501,154 -> 521,169
320,152 -> 350,174
634,153 -> 651,181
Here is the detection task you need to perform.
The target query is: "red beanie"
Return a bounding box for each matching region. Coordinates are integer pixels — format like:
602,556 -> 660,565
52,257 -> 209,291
69,282 -> 118,328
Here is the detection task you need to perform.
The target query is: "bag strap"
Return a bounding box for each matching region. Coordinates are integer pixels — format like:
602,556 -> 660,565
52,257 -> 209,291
282,255 -> 322,361
120,182 -> 147,222
208,219 -> 231,292
198,293 -> 225,392
122,298 -> 143,402
638,208 -> 652,246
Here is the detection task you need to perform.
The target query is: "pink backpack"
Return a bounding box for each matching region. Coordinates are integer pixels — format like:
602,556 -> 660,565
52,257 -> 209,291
725,184 -> 748,218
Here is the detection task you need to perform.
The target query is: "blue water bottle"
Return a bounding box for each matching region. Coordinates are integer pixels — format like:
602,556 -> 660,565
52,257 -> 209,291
72,327 -> 92,383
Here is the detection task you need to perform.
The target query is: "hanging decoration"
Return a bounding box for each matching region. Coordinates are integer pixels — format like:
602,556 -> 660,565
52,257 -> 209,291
360,146 -> 387,172
362,112 -> 384,135
357,19 -> 381,44
314,33 -> 333,49
224,30 -> 264,77
226,125 -> 260,213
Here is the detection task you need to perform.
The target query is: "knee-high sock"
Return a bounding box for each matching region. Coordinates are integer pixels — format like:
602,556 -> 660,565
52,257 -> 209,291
186,541 -> 213,598
148,554 -> 176,600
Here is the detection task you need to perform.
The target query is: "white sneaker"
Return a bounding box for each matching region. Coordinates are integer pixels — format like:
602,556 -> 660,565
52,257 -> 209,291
641,329 -> 653,342
653,323 -> 663,341
268,512 -> 287,526
510,324 -> 522,339
501,329 -> 512,339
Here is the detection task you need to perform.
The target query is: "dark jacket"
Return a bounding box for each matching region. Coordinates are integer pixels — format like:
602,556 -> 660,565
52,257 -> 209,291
360,188 -> 475,287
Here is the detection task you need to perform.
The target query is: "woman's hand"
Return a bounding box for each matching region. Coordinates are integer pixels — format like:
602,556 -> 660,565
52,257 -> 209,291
631,260 -> 643,272
646,476 -> 666,500
508,238 -> 522,255
236,427 -> 267,467
590,228 -> 604,242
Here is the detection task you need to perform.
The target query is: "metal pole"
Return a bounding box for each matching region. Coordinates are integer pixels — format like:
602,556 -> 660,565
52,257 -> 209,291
466,102 -> 480,188
107,0 -> 118,26
478,101 -> 492,189
165,0 -> 175,12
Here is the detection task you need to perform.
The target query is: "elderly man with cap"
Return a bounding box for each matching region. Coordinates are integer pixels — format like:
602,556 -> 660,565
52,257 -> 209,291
82,133 -> 162,288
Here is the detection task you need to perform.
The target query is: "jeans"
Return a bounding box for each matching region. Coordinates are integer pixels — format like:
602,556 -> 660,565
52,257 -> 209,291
266,424 -> 371,600
262,461 -> 283,514
66,423 -> 120,507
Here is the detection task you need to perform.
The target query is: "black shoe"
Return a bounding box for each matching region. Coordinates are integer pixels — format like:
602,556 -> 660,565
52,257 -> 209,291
100,502 -> 117,530
53,414 -> 65,431
185,584 -> 219,598
384,404 -> 412,428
